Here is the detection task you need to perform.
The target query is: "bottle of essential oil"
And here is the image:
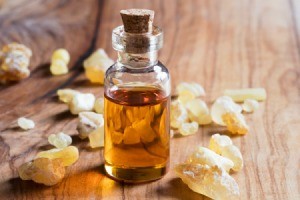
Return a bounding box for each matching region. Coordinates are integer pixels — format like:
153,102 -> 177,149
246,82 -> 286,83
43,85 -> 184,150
104,9 -> 171,183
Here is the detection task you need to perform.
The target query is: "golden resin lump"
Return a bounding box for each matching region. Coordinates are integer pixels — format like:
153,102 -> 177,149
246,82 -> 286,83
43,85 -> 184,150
57,88 -> 80,103
48,132 -> 72,149
211,96 -> 242,126
170,100 -> 188,129
83,49 -> 114,84
187,147 -> 234,172
176,82 -> 205,104
36,146 -> 79,167
174,164 -> 240,200
185,99 -> 212,125
178,121 -> 199,136
50,49 -> 70,75
94,97 -> 104,114
0,43 -> 32,83
209,134 -> 243,172
222,112 -> 249,135
242,99 -> 259,113
77,111 -> 104,140
18,158 -> 65,186
224,88 -> 266,102
69,93 -> 96,114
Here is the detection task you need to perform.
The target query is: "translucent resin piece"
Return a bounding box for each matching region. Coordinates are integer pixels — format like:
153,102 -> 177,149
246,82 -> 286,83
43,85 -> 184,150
94,97 -> 104,114
224,88 -> 266,102
57,89 -> 80,103
242,99 -> 259,113
178,121 -> 199,136
50,49 -> 70,75
69,93 -> 96,114
36,146 -> 79,166
77,111 -> 104,139
174,164 -> 240,200
51,49 -> 70,64
48,132 -> 72,149
18,158 -> 65,186
185,99 -> 212,125
209,133 -> 232,155
17,117 -> 35,130
83,49 -> 114,84
187,147 -> 234,172
209,134 -> 243,172
88,126 -> 105,148
222,112 -> 249,135
211,96 -> 242,126
176,82 -> 205,104
0,43 -> 32,83
50,60 -> 68,75
170,100 -> 188,129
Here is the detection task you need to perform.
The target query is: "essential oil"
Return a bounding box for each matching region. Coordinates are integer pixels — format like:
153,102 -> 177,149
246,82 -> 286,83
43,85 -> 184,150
104,9 -> 171,182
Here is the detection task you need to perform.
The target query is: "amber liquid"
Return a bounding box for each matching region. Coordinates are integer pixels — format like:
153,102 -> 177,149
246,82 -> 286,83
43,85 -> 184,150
104,85 -> 170,182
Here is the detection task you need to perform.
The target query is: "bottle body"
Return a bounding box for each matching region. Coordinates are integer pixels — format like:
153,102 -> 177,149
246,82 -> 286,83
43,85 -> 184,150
104,61 -> 170,182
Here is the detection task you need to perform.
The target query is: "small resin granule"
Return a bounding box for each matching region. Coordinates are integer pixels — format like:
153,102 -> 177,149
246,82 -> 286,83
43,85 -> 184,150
57,88 -> 80,103
170,100 -> 189,129
69,93 -> 96,114
222,112 -> 249,135
208,133 -> 232,154
18,158 -> 65,186
242,99 -> 259,113
185,99 -> 212,125
77,111 -> 104,139
211,96 -> 242,126
174,164 -> 240,200
17,117 -> 35,130
0,43 -> 32,83
50,49 -> 70,75
187,147 -> 234,172
52,48 -> 70,63
224,88 -> 266,102
48,132 -> 72,149
94,97 -> 104,114
83,49 -> 114,84
88,125 -> 104,148
36,146 -> 79,167
209,134 -> 243,171
178,121 -> 199,136
176,82 -> 205,104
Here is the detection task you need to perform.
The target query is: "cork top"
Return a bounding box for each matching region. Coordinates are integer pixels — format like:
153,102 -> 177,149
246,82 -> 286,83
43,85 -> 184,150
120,9 -> 154,34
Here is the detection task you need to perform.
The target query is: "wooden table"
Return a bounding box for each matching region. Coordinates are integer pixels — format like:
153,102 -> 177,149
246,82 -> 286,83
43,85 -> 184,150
0,0 -> 299,199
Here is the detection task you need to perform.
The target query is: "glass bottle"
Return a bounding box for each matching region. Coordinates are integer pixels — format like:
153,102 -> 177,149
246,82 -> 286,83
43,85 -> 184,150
104,9 -> 171,183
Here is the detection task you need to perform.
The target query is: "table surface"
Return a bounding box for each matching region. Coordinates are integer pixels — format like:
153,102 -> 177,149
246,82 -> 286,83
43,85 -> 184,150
0,0 -> 300,199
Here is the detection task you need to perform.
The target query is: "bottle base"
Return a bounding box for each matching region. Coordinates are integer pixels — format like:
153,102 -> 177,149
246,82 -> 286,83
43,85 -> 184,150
104,163 -> 167,183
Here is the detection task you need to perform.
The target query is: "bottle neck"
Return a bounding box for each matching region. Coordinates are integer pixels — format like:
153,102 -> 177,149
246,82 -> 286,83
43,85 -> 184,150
117,51 -> 158,68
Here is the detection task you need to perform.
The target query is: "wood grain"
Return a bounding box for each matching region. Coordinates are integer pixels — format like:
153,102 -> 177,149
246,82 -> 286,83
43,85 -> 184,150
0,0 -> 299,199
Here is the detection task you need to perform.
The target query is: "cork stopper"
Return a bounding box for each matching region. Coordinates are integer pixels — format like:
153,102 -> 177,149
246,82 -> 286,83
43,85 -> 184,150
120,9 -> 154,34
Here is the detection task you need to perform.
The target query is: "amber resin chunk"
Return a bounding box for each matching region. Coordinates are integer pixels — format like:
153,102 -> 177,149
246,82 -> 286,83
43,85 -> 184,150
36,146 -> 79,167
18,158 -> 65,186
174,164 -> 240,200
0,43 -> 32,83
209,133 -> 243,172
222,112 -> 249,135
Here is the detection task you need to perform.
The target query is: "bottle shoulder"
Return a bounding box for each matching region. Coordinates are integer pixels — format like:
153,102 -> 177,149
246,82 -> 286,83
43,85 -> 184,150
106,61 -> 169,76
105,61 -> 171,96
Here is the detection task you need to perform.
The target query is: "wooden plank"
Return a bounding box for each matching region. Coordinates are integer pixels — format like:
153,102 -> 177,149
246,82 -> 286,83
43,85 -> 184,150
0,0 -> 299,199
